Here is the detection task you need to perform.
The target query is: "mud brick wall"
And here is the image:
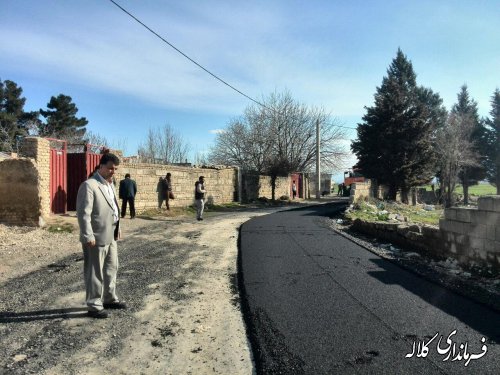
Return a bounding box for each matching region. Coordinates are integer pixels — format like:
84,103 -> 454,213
0,158 -> 42,226
114,163 -> 238,211
440,196 -> 500,267
0,138 -> 51,226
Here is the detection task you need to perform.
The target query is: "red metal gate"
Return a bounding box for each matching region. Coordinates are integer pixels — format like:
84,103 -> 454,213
66,144 -> 103,211
48,139 -> 68,214
290,173 -> 303,199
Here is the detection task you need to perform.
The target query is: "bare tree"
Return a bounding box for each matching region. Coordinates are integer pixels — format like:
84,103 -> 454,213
435,112 -> 480,207
137,124 -> 190,164
209,91 -> 348,199
83,131 -> 109,148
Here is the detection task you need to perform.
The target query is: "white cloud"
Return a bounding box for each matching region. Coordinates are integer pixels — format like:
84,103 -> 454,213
209,129 -> 225,134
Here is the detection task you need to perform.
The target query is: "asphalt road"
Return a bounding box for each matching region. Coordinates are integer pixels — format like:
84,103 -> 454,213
239,202 -> 500,375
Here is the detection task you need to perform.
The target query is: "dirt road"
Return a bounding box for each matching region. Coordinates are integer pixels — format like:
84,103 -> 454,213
0,210 -> 276,374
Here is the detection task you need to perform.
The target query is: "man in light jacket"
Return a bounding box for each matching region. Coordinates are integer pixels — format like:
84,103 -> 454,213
77,153 -> 127,318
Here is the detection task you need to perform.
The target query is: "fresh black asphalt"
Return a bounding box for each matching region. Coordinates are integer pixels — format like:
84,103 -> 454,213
239,202 -> 500,374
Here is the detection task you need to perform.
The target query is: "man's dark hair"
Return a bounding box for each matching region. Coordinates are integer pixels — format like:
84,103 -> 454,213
199,176 -> 205,181
125,173 -> 131,178
99,153 -> 120,166
166,173 -> 171,178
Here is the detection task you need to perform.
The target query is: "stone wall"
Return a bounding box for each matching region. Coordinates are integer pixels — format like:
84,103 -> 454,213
350,180 -> 373,202
308,173 -> 332,197
239,173 -> 291,201
0,137 -> 51,226
115,163 -> 238,210
350,195 -> 500,270
440,196 -> 500,267
351,220 -> 442,257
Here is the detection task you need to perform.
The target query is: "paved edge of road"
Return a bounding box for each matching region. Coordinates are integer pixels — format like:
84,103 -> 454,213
236,201 -> 347,375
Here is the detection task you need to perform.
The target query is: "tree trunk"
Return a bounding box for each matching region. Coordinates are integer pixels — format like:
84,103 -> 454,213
411,188 -> 417,206
388,184 -> 398,201
463,169 -> 469,205
401,188 -> 409,205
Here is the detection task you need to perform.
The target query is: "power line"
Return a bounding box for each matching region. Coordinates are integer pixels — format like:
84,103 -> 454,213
107,0 -> 359,131
107,0 -> 267,109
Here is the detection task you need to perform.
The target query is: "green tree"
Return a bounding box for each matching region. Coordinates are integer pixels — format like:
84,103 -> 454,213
450,85 -> 488,204
39,94 -> 88,141
0,79 -> 39,152
485,88 -> 500,194
351,49 -> 446,202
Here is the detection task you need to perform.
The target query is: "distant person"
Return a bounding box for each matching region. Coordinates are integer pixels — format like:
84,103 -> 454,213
161,173 -> 174,210
337,183 -> 343,196
119,173 -> 137,219
194,176 -> 206,221
76,153 -> 127,319
292,181 -> 297,199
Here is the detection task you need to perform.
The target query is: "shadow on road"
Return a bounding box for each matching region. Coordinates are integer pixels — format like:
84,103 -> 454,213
367,258 -> 500,343
0,307 -> 89,323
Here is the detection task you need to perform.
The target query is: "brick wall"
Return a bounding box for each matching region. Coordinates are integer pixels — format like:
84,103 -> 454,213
440,196 -> 500,267
114,163 -> 238,210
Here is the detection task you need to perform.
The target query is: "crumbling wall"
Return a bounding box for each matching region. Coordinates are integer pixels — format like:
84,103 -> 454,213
0,158 -> 42,226
0,137 -> 50,226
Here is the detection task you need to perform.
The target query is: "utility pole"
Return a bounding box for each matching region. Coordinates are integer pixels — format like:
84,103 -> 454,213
316,119 -> 321,199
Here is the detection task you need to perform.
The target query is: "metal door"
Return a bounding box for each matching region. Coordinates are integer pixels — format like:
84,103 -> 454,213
48,139 -> 67,214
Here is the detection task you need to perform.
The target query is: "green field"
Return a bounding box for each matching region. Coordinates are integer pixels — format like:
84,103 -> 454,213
454,183 -> 497,196
418,182 -> 496,196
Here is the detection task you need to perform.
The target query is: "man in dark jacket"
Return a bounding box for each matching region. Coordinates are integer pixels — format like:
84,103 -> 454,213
119,173 -> 137,218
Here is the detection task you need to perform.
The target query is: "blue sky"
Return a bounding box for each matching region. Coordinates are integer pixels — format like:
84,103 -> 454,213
1,1 -> 499,181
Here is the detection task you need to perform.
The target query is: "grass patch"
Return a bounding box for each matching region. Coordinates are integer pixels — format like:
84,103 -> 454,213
454,183 -> 496,196
46,222 -> 75,233
345,198 -> 443,226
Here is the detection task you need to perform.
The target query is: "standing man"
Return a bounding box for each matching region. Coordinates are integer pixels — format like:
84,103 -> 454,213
292,180 -> 297,199
162,173 -> 173,210
194,175 -> 206,221
77,153 -> 127,318
119,173 -> 137,219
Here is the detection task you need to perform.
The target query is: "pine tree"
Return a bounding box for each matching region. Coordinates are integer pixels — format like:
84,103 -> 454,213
0,79 -> 39,152
39,94 -> 88,141
450,85 -> 487,204
351,49 -> 445,202
485,88 -> 500,194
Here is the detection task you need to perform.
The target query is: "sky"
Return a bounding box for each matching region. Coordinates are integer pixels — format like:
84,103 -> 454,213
1,0 -> 499,182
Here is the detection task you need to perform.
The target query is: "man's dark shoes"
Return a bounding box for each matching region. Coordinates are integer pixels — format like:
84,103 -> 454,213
103,301 -> 127,310
88,309 -> 109,319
